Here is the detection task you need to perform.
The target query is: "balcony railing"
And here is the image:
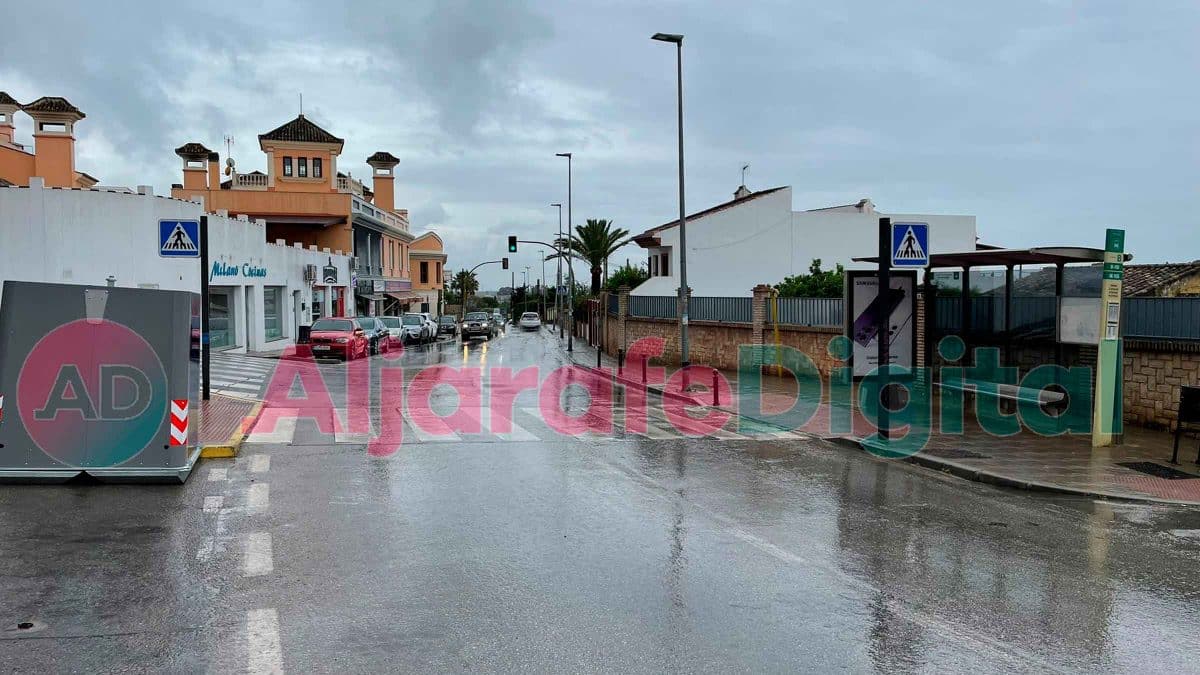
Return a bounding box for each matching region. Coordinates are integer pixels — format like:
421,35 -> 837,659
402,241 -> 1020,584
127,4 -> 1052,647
232,172 -> 268,190
352,194 -> 409,234
337,175 -> 364,196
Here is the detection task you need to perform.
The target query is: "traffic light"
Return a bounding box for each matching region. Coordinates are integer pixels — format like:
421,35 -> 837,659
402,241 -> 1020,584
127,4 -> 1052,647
507,235 -> 518,253
502,257 -> 509,270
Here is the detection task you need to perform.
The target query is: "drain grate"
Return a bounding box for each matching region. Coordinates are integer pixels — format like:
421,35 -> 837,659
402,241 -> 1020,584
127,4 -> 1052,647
1118,461 -> 1200,480
925,447 -> 991,460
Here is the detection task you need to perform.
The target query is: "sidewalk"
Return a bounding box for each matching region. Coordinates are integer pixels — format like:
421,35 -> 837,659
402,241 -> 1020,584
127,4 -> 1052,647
567,337 -> 1200,506
196,393 -> 262,458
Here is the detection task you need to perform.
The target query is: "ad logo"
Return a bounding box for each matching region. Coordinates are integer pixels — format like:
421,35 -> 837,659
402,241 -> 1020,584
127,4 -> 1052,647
17,319 -> 168,467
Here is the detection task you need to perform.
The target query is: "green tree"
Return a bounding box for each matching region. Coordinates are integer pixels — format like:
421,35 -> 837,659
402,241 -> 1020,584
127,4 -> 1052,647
604,262 -> 649,291
450,269 -> 479,309
552,218 -> 632,295
775,259 -> 844,298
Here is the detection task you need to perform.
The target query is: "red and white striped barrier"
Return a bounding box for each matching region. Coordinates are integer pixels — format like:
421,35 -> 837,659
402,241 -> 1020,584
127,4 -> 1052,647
169,399 -> 188,446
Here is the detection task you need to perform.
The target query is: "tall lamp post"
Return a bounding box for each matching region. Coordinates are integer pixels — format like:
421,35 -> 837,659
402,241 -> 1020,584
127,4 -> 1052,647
551,203 -> 562,336
555,152 -> 575,352
539,249 -> 547,320
652,32 -> 689,367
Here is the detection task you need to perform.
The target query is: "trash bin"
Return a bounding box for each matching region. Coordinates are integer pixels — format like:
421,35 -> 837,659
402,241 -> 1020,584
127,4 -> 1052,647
297,324 -> 312,344
0,281 -> 201,483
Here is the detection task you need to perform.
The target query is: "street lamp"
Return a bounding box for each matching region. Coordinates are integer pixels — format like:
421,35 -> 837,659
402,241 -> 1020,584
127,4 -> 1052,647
550,203 -> 562,337
652,31 -> 689,367
539,249 -> 547,320
555,152 -> 575,352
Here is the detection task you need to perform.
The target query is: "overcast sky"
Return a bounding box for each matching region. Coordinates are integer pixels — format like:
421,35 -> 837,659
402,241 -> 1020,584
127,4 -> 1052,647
4,0 -> 1197,288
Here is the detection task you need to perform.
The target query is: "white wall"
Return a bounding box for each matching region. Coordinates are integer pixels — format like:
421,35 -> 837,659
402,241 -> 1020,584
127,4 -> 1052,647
0,184 -> 352,353
632,187 -> 978,297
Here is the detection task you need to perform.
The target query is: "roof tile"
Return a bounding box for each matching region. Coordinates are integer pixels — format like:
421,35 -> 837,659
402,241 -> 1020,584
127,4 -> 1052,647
258,114 -> 342,145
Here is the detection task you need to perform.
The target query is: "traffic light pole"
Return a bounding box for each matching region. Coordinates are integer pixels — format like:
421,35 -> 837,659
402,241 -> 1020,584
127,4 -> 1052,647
466,259 -> 508,314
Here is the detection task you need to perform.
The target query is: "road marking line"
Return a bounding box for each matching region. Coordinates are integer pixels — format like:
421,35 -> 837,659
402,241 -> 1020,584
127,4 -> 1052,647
247,483 -> 270,513
247,415 -> 298,444
249,455 -> 271,473
246,608 -> 284,674
208,467 -> 228,482
196,537 -> 215,562
243,533 -> 273,577
203,496 -> 224,513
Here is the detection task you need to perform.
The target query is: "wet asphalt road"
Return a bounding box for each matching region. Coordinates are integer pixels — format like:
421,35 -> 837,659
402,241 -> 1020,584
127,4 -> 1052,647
3,327 -> 1200,673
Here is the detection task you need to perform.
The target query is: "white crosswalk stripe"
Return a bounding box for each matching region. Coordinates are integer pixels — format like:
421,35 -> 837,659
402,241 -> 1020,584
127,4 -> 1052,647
207,352 -> 280,397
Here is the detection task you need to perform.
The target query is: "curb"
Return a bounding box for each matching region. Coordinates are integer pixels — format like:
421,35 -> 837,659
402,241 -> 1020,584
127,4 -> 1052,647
827,433 -> 1200,507
199,400 -> 263,460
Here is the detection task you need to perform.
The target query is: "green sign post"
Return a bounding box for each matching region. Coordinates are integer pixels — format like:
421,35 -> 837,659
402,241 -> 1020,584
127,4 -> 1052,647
1092,228 -> 1126,447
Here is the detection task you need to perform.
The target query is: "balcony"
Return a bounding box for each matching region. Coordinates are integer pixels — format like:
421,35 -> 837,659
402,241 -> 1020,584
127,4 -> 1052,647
336,175 -> 364,196
231,172 -> 268,190
351,194 -> 409,235
354,257 -> 384,277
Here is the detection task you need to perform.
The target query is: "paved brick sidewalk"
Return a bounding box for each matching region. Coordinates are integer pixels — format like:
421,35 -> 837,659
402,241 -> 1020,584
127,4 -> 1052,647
196,393 -> 262,457
567,337 -> 1200,505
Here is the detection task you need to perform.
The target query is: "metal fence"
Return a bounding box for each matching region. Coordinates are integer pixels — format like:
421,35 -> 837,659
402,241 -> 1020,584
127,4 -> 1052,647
690,296 -> 753,323
773,297 -> 844,327
607,293 -> 619,316
1124,297 -> 1200,341
629,295 -> 677,319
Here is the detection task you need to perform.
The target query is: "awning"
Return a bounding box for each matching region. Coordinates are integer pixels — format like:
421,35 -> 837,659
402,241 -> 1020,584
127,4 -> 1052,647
385,293 -> 423,303
356,293 -> 385,301
853,246 -> 1134,269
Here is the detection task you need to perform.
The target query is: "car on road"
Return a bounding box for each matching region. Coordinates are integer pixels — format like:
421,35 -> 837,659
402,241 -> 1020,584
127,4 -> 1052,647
461,311 -> 495,340
492,310 -> 505,328
401,313 -> 433,344
309,317 -> 368,360
419,312 -> 439,338
437,315 -> 458,337
376,316 -> 407,350
355,316 -> 392,354
518,312 -> 541,331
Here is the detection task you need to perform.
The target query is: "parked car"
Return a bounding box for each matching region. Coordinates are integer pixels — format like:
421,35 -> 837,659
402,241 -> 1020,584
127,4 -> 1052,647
518,312 -> 541,331
376,316 -> 407,350
461,311 -> 495,340
355,316 -> 391,354
437,315 -> 459,337
419,312 -> 439,339
309,317 -> 368,360
401,313 -> 433,344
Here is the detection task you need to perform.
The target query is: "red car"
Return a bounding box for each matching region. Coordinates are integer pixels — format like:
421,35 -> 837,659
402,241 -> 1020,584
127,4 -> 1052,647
309,317 -> 368,360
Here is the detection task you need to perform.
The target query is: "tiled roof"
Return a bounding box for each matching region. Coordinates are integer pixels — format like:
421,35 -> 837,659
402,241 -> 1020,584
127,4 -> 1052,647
367,151 -> 400,164
635,186 -> 788,241
258,114 -> 342,145
0,91 -> 19,106
22,96 -> 84,118
174,142 -> 213,157
992,261 -> 1200,297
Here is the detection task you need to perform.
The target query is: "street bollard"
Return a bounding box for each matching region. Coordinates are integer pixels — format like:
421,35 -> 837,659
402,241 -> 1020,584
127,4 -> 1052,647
642,356 -> 647,384
597,348 -> 602,369
713,369 -> 719,406
617,348 -> 625,375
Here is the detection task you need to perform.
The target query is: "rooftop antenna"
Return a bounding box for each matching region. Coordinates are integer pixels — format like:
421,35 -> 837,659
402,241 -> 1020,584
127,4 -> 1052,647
741,163 -> 749,186
223,135 -> 235,175
299,92 -> 303,116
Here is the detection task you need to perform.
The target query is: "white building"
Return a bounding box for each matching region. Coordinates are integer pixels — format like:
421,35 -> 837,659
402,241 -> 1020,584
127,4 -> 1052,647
632,185 -> 978,296
0,179 -> 352,353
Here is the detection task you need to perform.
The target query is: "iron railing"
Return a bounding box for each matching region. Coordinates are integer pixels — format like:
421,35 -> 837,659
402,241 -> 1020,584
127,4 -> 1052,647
690,296 -> 753,323
629,295 -> 676,318
1124,297 -> 1200,341
607,293 -> 619,316
773,297 -> 843,327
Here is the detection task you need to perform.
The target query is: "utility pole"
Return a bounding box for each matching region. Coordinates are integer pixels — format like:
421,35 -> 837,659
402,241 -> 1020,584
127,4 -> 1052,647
551,203 -> 563,337
652,32 -> 689,366
556,153 -> 574,352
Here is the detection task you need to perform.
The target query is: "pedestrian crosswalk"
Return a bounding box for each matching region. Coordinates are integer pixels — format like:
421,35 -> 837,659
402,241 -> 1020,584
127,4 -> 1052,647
244,402 -> 812,447
208,351 -> 280,398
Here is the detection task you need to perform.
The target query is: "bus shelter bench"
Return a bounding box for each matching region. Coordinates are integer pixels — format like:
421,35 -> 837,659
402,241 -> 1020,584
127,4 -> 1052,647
936,379 -> 1068,415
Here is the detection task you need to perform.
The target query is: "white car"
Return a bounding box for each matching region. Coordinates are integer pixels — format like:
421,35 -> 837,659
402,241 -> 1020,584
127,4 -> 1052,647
419,312 -> 439,339
518,312 -> 541,331
401,313 -> 433,344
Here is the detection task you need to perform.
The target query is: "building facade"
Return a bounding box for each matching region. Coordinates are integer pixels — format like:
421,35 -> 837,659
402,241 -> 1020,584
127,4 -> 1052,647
0,180 -> 351,353
0,93 -> 98,189
410,231 -> 447,315
632,185 -> 978,297
170,115 -> 440,317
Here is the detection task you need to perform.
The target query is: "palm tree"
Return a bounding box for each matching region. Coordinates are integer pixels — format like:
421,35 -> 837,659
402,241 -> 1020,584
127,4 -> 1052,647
552,219 -> 632,294
450,269 -> 479,310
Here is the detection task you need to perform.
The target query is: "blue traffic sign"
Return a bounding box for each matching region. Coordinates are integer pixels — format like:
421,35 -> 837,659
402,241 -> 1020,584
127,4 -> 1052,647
891,222 -> 929,267
159,219 -> 200,257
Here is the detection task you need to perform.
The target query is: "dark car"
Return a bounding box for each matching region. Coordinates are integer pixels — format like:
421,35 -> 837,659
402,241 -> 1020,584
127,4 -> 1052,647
355,316 -> 391,355
309,317 -> 368,360
438,315 -> 458,337
461,311 -> 494,340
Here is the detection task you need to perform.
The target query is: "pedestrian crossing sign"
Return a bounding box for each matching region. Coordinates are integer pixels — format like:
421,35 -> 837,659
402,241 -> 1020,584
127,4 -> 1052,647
159,219 -> 200,257
891,222 -> 929,267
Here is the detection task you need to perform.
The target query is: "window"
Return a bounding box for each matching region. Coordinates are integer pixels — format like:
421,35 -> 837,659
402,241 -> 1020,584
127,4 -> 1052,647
298,157 -> 308,178
650,255 -> 658,277
313,157 -> 323,178
283,156 -> 293,177
660,252 -> 669,276
420,261 -> 429,284
435,262 -> 441,284
210,289 -> 235,348
263,286 -> 284,340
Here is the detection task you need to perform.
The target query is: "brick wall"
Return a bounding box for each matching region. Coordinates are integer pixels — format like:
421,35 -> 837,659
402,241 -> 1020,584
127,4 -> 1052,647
615,316 -> 840,374
1124,339 -> 1200,430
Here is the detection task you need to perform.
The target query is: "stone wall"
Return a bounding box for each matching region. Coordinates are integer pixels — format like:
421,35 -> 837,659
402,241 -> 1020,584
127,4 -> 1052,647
1124,339 -> 1200,430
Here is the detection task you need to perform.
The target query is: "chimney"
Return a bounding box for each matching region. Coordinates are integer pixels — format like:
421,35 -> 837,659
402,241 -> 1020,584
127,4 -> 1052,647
366,151 -> 400,212
24,96 -> 85,188
207,152 -> 220,190
733,184 -> 752,200
855,198 -> 875,214
174,142 -> 213,191
0,92 -> 18,146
